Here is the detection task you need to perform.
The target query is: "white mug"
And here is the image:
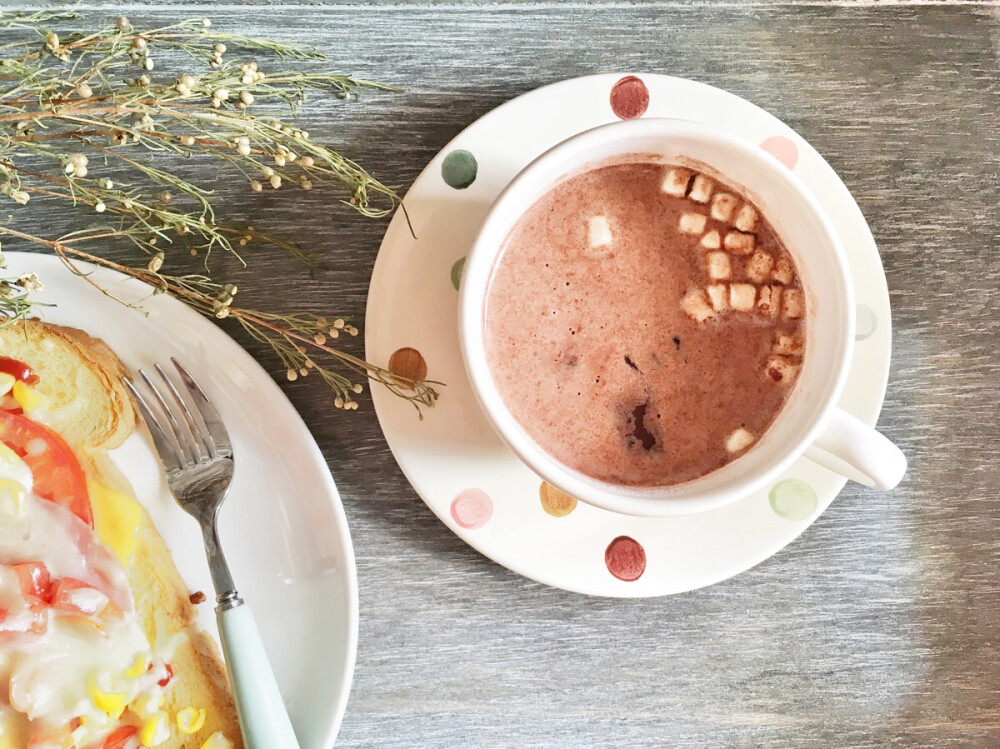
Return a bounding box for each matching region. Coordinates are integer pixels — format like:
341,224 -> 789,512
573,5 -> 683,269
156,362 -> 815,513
459,118 -> 906,517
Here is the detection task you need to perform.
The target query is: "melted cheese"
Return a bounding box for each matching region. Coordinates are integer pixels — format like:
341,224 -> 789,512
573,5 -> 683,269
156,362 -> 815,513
0,489 -> 131,611
0,703 -> 30,748
0,451 -> 174,748
7,604 -> 153,727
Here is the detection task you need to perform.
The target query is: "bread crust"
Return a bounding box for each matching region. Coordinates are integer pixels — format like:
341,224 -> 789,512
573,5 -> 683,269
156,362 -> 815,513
2,320 -> 243,748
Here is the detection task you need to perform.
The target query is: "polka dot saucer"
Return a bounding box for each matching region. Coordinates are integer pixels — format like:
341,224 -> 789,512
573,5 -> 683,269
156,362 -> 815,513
364,73 -> 891,597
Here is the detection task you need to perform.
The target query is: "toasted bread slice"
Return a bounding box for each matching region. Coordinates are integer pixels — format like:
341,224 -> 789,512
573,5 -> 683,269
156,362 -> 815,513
0,320 -> 135,450
2,320 -> 243,749
86,453 -> 243,749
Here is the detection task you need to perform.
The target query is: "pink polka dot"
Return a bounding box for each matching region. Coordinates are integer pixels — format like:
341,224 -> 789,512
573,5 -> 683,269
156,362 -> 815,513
605,536 -> 646,581
610,76 -> 649,120
760,135 -> 799,170
450,489 -> 493,529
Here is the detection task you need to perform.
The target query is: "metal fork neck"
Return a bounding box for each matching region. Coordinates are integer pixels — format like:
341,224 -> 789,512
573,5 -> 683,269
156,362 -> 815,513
202,517 -> 238,604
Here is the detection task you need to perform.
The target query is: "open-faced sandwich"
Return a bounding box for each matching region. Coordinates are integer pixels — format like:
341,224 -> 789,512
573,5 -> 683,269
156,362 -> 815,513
0,321 -> 242,749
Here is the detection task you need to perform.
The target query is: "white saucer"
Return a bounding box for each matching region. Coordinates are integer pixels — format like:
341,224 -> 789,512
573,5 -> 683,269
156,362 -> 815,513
365,73 -> 892,597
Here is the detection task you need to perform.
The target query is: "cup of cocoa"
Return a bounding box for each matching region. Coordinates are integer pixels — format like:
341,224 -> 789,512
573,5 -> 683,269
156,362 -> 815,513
458,118 -> 906,517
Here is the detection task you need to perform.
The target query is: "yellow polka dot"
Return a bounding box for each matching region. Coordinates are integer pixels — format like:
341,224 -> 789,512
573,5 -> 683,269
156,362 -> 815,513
539,482 -> 577,517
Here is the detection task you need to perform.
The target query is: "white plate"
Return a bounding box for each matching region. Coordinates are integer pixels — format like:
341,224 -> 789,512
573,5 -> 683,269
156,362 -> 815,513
5,251 -> 358,747
366,73 -> 892,597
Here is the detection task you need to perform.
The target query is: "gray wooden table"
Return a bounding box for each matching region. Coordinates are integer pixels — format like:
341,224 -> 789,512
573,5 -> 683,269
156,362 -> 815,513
5,2 -> 1000,746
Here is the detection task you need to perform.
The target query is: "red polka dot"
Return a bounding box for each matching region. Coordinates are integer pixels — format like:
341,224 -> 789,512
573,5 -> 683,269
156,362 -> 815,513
450,489 -> 493,529
605,536 -> 646,581
760,135 -> 799,170
610,76 -> 649,120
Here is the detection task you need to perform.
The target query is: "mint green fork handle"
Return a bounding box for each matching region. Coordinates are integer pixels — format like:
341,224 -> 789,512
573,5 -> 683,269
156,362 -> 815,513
217,601 -> 301,749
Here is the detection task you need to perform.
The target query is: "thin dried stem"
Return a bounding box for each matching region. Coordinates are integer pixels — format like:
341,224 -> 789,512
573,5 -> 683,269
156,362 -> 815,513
0,12 -> 436,414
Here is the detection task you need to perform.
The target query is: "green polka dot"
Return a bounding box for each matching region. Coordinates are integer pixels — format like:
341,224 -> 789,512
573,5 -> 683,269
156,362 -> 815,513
769,479 -> 818,521
450,256 -> 466,290
441,150 -> 477,189
856,303 -> 878,341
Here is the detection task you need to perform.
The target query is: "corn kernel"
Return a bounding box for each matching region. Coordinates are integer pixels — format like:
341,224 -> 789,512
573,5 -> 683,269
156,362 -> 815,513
12,381 -> 47,413
200,732 -> 234,749
177,707 -> 207,734
0,478 -> 27,518
87,675 -> 128,717
125,653 -> 150,679
140,712 -> 164,746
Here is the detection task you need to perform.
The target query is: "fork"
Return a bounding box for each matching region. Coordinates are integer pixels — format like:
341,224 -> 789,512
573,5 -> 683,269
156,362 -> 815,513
124,358 -> 300,749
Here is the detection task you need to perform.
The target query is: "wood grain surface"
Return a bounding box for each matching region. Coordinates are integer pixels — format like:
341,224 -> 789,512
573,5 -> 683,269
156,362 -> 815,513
3,2 -> 999,747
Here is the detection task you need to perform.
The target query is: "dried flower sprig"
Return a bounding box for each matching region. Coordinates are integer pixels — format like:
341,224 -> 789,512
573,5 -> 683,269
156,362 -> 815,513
0,11 -> 438,413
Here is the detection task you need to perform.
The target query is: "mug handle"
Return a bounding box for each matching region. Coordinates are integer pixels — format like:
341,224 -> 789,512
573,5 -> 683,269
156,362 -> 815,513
804,408 -> 906,489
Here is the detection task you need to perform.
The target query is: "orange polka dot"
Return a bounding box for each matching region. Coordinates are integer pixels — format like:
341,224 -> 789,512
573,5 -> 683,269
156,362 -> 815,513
388,347 -> 427,386
539,482 -> 577,517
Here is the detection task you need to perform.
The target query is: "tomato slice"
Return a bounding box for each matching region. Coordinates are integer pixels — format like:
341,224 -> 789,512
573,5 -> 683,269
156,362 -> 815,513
86,725 -> 138,749
50,578 -> 113,618
0,566 -> 48,639
157,663 -> 174,688
12,562 -> 52,602
0,410 -> 91,526
0,356 -> 39,385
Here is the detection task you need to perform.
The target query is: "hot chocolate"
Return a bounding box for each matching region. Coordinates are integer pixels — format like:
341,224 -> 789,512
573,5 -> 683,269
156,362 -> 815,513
484,161 -> 806,486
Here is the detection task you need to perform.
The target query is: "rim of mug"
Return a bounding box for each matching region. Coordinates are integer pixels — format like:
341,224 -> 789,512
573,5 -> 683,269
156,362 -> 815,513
458,117 -> 855,516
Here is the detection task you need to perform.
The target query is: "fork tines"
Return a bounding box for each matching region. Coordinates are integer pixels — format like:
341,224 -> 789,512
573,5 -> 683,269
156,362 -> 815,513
124,358 -> 232,472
